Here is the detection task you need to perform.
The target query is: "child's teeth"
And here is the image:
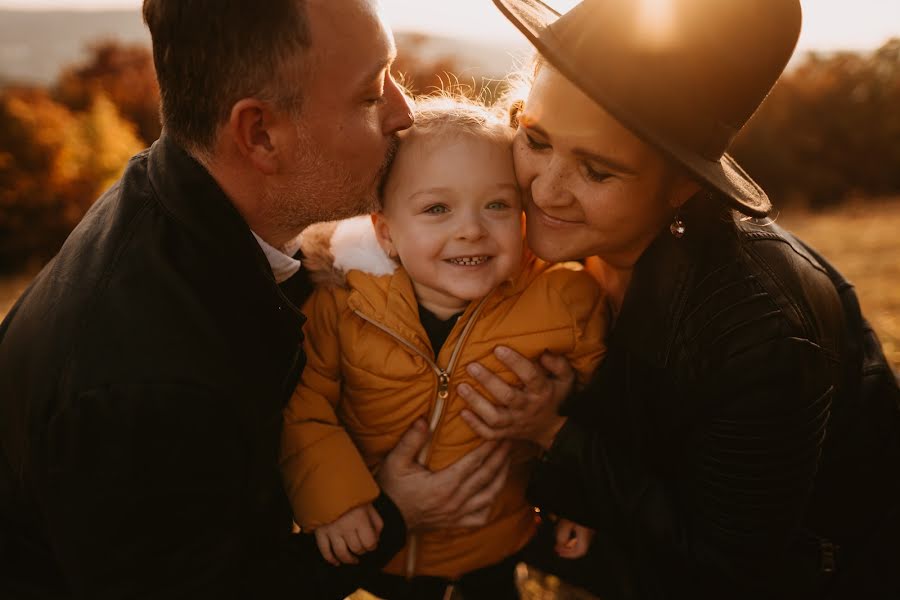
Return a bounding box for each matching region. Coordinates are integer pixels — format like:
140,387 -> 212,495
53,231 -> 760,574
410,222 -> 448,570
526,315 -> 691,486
451,256 -> 487,265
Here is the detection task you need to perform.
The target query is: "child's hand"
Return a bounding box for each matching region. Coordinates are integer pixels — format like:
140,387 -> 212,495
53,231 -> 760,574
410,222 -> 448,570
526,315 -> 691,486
314,503 -> 384,566
554,518 -> 595,559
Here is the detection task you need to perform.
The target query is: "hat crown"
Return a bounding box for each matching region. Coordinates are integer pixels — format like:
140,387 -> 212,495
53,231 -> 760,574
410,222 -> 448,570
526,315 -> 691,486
548,0 -> 802,159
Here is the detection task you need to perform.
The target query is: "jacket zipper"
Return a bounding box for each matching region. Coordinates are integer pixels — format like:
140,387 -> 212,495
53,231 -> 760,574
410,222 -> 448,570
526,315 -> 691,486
353,296 -> 490,577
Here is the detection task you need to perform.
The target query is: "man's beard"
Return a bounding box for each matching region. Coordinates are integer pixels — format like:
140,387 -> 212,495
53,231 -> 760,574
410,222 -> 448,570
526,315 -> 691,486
263,130 -> 400,238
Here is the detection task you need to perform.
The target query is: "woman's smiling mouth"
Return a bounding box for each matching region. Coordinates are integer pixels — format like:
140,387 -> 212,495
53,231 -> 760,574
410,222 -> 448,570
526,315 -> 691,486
529,203 -> 584,228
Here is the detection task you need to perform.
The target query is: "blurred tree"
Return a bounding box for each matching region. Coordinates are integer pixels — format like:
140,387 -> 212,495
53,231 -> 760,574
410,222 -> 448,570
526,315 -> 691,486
56,40 -> 161,145
732,38 -> 900,208
394,33 -> 504,102
0,87 -> 143,272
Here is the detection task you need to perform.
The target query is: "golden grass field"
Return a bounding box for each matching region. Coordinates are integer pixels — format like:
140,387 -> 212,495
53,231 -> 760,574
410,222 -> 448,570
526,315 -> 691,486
777,198 -> 900,371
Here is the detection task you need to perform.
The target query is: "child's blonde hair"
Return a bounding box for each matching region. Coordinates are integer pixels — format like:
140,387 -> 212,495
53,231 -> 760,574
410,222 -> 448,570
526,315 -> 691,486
379,93 -> 516,205
400,92 -> 514,147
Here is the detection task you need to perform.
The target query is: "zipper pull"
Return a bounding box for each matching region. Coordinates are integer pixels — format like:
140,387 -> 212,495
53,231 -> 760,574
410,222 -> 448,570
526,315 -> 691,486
437,370 -> 450,400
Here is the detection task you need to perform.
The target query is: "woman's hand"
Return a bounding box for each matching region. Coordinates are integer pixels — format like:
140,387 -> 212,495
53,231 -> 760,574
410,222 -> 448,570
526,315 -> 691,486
458,346 -> 574,449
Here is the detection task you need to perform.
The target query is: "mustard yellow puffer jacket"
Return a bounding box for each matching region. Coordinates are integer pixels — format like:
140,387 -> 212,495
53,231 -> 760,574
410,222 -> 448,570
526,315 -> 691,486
280,217 -> 607,579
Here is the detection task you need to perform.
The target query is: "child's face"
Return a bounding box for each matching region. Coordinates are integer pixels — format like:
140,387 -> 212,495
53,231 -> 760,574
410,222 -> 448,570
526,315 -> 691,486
375,134 -> 524,314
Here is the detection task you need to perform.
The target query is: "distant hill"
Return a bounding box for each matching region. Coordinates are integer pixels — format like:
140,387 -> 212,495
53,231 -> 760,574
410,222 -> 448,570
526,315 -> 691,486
0,9 -> 528,86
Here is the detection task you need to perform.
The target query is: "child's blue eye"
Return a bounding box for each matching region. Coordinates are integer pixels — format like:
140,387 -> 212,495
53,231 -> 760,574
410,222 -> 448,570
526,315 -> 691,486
486,201 -> 509,210
425,205 -> 449,214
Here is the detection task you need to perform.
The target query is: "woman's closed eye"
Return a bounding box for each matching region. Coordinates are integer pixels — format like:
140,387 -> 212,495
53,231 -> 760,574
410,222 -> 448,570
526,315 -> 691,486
582,162 -> 612,183
523,130 -> 550,151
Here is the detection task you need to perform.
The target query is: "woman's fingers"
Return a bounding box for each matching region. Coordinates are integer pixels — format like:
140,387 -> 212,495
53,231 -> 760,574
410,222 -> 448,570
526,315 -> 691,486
494,346 -> 550,395
540,351 -> 574,381
460,408 -> 505,440
465,362 -> 521,407
458,383 -> 509,430
315,529 -> 339,566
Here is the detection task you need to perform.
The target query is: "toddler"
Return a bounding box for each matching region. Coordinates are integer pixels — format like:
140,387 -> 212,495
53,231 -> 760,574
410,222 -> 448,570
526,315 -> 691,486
280,96 -> 606,598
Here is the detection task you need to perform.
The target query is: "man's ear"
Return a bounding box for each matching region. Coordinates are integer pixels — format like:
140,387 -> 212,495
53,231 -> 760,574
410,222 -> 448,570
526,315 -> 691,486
226,98 -> 283,176
371,212 -> 398,259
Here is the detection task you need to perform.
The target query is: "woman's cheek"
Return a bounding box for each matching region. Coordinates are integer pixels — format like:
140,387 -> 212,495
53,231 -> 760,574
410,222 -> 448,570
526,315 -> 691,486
512,140 -> 538,189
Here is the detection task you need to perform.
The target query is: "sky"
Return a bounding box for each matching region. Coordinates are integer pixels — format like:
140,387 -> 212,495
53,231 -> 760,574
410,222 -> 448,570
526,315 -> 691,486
0,0 -> 898,53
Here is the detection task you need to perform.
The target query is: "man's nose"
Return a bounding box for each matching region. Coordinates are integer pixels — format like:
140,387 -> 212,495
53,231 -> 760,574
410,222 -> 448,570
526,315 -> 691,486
383,76 -> 414,135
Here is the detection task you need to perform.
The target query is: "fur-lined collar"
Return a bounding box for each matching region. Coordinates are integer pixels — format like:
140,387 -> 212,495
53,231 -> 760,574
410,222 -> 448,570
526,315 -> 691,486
299,216 -> 397,288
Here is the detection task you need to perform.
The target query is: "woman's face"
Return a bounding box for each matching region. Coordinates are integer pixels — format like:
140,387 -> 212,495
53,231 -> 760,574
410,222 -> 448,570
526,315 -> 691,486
513,66 -> 698,267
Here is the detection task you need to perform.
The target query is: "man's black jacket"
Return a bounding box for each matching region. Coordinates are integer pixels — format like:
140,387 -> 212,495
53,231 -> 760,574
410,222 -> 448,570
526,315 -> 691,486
530,216 -> 900,599
0,134 -> 403,599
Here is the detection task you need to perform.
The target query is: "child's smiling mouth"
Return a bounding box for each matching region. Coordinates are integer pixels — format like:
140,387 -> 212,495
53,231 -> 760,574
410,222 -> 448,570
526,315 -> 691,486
446,256 -> 491,266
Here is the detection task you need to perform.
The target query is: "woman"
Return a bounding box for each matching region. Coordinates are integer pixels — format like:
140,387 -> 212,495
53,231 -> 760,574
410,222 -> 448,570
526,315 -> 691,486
458,0 -> 900,598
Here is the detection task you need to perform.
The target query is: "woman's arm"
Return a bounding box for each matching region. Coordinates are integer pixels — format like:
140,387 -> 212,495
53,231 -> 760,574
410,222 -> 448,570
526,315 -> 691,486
466,338 -> 834,595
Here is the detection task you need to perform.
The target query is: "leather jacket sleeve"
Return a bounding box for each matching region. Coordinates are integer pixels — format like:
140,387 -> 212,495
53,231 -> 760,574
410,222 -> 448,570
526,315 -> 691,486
528,335 -> 834,597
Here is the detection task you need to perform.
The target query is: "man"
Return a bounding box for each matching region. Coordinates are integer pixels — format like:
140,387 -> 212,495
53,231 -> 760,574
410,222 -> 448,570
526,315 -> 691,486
0,1 -> 510,598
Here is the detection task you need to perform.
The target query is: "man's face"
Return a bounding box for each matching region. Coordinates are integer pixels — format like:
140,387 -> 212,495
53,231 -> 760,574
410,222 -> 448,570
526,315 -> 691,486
266,0 -> 413,234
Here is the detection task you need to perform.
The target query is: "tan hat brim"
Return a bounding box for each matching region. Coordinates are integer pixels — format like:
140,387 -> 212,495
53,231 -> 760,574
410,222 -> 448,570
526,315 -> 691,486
493,0 -> 771,217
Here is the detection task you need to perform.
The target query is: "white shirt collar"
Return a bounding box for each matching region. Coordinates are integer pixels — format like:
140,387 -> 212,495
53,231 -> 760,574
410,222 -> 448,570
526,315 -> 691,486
251,231 -> 303,284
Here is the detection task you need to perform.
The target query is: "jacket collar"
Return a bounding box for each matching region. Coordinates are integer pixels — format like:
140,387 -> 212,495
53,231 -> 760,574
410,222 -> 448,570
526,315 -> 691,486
610,231 -> 697,369
146,131 -> 275,285
344,250 -> 545,355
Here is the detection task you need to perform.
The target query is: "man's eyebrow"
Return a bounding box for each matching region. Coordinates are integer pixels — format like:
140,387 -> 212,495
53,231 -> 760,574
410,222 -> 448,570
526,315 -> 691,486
522,121 -> 638,175
360,46 -> 397,87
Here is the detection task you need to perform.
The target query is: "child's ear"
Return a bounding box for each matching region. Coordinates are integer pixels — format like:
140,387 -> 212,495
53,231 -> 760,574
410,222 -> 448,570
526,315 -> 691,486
371,212 -> 398,259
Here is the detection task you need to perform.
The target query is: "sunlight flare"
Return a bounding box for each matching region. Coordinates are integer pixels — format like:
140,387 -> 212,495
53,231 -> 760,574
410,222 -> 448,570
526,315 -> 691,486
636,0 -> 678,48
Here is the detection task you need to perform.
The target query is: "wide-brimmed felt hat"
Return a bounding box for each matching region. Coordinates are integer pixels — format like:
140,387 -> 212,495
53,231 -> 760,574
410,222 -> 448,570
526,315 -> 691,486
493,0 -> 802,217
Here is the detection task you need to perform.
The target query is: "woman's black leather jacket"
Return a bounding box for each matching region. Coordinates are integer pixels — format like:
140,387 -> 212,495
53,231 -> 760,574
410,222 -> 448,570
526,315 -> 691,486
529,217 -> 900,599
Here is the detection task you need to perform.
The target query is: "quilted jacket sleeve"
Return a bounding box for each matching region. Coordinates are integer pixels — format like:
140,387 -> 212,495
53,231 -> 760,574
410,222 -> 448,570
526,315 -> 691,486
280,286 -> 380,529
547,267 -> 608,386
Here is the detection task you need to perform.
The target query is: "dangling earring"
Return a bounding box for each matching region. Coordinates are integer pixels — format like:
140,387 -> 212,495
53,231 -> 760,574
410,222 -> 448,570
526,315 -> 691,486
670,212 -> 686,239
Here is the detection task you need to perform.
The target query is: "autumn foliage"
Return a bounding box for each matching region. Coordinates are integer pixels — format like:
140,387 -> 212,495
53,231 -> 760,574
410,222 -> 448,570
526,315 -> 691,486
2,38 -> 900,273
731,39 -> 900,209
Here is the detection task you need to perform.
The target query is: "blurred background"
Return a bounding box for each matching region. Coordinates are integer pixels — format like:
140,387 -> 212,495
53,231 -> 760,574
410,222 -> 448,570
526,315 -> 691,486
0,0 -> 898,370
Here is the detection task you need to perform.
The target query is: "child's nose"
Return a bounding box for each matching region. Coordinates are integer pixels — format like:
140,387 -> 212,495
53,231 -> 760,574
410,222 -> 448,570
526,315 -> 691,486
455,214 -> 487,241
